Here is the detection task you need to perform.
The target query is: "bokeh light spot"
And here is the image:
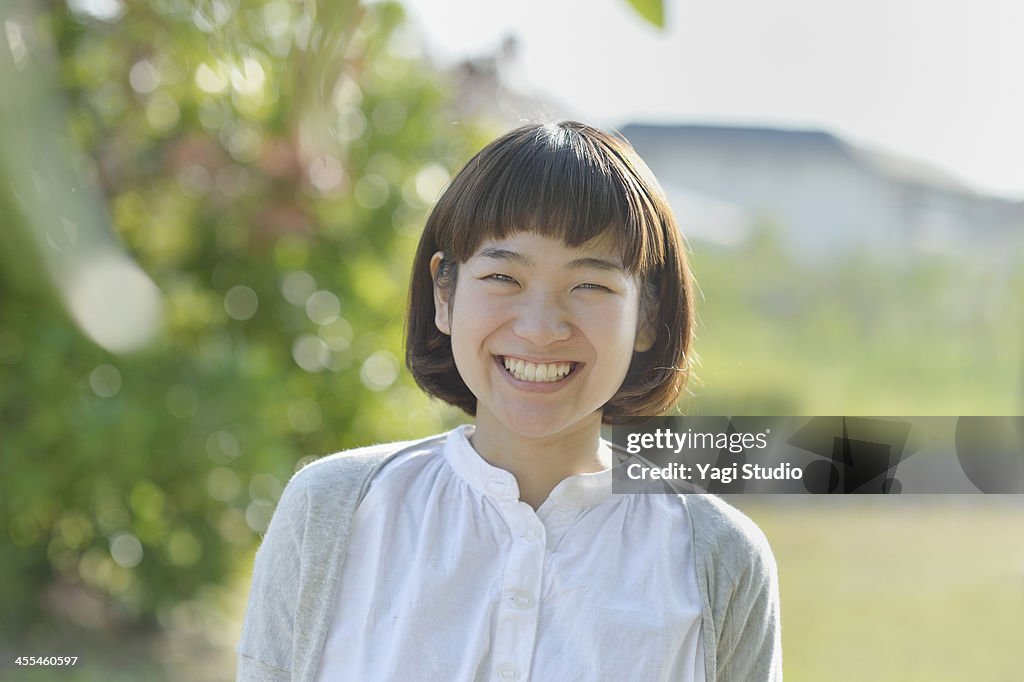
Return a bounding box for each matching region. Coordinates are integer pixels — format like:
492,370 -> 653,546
205,429 -> 240,463
191,0 -> 232,33
307,155 -> 345,194
130,481 -> 166,520
56,513 -> 94,551
145,91 -> 180,132
195,62 -> 228,94
360,350 -> 399,391
216,508 -> 250,544
282,271 -> 316,305
129,59 -> 161,94
230,57 -> 266,96
206,467 -> 242,502
109,533 -> 143,568
292,334 -> 329,373
305,289 -> 341,325
333,108 -> 366,143
89,364 -> 122,398
262,1 -> 292,39
415,163 -> 450,204
224,124 -> 263,163
224,285 -> 258,320
165,530 -> 202,567
248,473 -> 283,502
318,317 -> 353,351
245,500 -> 274,533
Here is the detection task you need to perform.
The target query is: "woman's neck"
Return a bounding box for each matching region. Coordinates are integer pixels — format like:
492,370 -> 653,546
468,411 -> 609,510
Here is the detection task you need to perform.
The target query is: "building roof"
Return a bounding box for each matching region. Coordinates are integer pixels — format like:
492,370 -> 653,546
619,122 -> 855,158
619,121 -> 986,199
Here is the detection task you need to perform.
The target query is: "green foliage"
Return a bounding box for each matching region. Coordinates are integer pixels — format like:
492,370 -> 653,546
0,0 -> 486,636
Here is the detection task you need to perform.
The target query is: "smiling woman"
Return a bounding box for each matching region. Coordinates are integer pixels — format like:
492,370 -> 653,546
408,122 -> 692,423
238,122 -> 782,682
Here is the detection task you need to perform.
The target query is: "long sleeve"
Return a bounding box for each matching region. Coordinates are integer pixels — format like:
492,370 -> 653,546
686,493 -> 783,682
714,527 -> 782,681
237,480 -> 309,681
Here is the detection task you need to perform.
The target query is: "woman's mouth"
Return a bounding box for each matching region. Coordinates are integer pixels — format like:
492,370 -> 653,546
499,356 -> 578,383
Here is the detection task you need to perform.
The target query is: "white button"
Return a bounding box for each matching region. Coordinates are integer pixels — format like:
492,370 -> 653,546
508,591 -> 535,610
522,529 -> 540,541
496,663 -> 520,680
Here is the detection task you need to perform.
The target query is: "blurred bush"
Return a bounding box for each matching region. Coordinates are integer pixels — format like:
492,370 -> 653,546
0,0 -> 487,637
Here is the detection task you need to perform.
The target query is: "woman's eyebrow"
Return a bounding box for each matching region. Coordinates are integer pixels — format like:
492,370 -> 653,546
477,247 -> 532,265
567,257 -> 626,273
476,248 -> 624,273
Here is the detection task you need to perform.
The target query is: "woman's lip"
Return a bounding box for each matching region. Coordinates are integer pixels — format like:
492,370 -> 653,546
496,354 -> 581,365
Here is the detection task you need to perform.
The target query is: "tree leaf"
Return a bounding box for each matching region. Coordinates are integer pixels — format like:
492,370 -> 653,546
625,0 -> 665,28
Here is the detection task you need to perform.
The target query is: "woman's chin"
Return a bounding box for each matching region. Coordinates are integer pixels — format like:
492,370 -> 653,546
485,404 -> 600,443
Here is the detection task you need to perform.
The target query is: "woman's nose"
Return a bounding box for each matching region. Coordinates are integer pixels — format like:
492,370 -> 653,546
511,294 -> 572,346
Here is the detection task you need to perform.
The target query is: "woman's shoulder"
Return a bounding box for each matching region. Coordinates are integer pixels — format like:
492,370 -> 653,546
286,432 -> 450,496
681,494 -> 776,579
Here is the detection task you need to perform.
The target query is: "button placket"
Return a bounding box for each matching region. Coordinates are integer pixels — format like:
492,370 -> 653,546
491,503 -> 545,681
496,662 -> 521,680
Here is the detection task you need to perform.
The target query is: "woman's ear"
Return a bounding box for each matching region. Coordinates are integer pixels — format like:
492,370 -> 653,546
429,251 -> 452,335
634,318 -> 656,352
634,289 -> 657,352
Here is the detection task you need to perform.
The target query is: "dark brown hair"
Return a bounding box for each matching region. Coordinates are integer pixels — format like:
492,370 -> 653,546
405,121 -> 694,423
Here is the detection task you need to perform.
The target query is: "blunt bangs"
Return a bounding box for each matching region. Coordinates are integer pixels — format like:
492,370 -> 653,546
437,123 -> 667,276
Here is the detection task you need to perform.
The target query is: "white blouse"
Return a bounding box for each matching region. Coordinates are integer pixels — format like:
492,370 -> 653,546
315,425 -> 705,681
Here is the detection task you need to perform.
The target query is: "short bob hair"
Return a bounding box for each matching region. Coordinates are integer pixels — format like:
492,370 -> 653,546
406,121 -> 694,423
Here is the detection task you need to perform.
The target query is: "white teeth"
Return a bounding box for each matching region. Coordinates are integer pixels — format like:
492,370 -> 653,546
502,357 -> 574,383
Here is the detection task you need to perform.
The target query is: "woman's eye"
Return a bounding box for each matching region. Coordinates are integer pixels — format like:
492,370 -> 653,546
485,273 -> 518,284
575,282 -> 611,292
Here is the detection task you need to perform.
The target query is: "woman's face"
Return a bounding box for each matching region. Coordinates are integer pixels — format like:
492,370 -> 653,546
431,231 -> 654,443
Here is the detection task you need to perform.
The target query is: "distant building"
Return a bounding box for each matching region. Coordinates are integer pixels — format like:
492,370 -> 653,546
619,123 -> 1024,264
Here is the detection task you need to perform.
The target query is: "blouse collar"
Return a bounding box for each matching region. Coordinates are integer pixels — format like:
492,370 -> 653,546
443,424 -> 613,508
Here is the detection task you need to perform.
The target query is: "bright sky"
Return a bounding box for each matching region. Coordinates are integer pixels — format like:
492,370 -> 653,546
401,0 -> 1024,201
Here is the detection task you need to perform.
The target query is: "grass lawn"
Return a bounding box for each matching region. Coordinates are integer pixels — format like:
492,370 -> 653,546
735,497 -> 1024,682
